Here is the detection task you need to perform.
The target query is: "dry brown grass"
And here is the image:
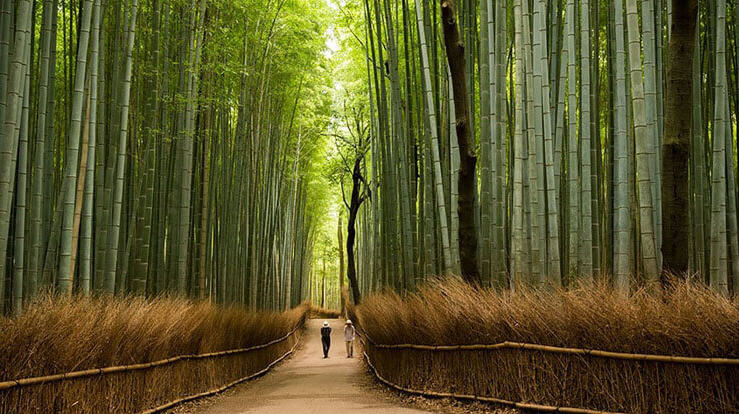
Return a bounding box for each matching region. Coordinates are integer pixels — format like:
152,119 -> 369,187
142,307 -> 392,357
0,295 -> 308,413
353,277 -> 739,413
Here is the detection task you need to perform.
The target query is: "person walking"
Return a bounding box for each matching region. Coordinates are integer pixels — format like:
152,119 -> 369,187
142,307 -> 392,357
320,321 -> 332,358
344,320 -> 356,358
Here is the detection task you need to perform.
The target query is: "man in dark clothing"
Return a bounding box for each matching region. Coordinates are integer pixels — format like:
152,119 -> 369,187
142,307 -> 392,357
321,321 -> 332,358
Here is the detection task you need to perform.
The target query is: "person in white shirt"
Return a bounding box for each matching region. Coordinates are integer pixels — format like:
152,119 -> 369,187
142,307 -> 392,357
343,319 -> 356,358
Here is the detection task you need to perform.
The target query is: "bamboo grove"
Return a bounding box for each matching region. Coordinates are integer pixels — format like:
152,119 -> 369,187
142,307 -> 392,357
0,0 -> 333,314
337,0 -> 739,297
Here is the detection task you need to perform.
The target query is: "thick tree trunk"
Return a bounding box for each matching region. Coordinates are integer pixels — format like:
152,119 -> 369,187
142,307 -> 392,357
440,0 -> 480,284
346,159 -> 363,305
662,0 -> 697,276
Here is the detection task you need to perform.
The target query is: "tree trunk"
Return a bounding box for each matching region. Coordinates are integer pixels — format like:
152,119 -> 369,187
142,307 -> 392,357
661,0 -> 697,276
439,0 -> 480,284
346,158 -> 364,305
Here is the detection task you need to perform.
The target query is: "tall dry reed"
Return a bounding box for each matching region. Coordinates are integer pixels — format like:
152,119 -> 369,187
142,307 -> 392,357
356,277 -> 739,357
0,295 -> 308,413
354,277 -> 739,413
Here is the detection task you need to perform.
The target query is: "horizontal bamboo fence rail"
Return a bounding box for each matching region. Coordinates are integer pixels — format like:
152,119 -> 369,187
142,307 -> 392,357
140,332 -> 301,414
361,334 -> 739,365
362,350 -> 624,414
0,325 -> 302,391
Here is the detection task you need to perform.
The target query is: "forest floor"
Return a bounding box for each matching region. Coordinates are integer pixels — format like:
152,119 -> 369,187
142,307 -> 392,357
175,319 -> 510,414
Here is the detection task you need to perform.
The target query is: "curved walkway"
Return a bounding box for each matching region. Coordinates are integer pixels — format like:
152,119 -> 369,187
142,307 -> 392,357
187,319 -> 430,414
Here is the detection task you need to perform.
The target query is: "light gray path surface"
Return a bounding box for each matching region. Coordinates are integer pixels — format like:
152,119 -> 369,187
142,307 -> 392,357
188,319 -> 430,414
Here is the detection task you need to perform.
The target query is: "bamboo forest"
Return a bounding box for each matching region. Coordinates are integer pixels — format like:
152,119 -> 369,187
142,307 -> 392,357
1,0 -> 738,412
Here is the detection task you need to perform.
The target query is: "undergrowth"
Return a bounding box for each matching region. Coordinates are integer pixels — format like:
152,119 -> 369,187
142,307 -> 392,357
0,295 -> 308,381
356,276 -> 739,357
354,277 -> 739,413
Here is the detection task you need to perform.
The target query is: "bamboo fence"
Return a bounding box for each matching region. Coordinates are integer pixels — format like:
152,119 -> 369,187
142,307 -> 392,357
359,332 -> 739,413
0,325 -> 302,391
140,333 -> 301,413
361,334 -> 739,365
0,324 -> 304,413
362,350 -> 624,414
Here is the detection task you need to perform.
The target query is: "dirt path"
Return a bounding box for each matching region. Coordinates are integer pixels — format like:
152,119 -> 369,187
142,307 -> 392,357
186,319 -> 431,414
